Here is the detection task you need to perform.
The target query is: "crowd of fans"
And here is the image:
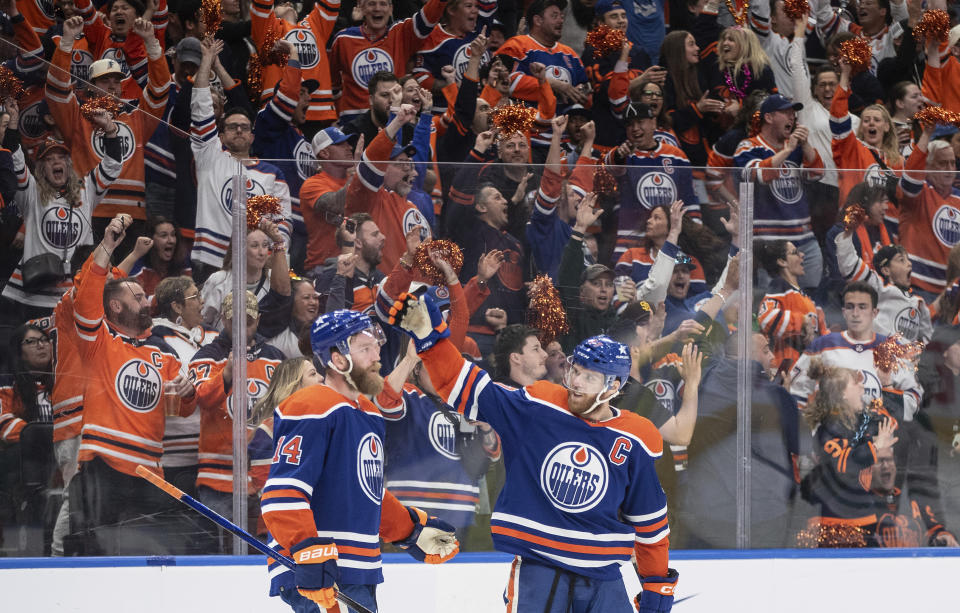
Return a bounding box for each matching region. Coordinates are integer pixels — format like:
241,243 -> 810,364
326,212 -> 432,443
1,0 -> 960,557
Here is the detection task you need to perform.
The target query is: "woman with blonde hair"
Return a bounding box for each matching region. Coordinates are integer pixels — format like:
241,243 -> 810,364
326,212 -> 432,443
800,359 -> 898,546
831,58 -> 904,217
714,26 -> 777,103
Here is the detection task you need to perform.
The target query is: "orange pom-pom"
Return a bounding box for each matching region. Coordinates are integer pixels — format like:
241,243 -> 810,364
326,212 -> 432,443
873,333 -> 924,374
839,36 -> 872,74
796,523 -> 868,548
749,109 -> 762,137
259,28 -> 289,66
246,195 -> 282,229
247,54 -> 263,103
842,204 -> 867,231
527,274 -> 569,344
783,0 -> 809,20
80,96 -> 124,122
593,162 -> 618,197
413,239 -> 464,286
491,103 -> 537,140
585,24 -> 627,57
914,9 -> 950,43
0,65 -> 24,100
200,0 -> 223,35
913,106 -> 960,128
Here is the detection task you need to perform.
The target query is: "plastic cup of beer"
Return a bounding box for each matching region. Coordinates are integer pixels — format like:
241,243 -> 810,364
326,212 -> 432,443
163,381 -> 180,416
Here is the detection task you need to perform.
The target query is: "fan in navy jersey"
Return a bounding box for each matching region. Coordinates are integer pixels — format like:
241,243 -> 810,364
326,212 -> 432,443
387,291 -> 679,613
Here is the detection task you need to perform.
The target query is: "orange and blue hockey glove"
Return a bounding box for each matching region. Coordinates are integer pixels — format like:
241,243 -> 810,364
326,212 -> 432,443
387,291 -> 449,352
636,568 -> 679,613
290,537 -> 339,609
394,506 -> 459,563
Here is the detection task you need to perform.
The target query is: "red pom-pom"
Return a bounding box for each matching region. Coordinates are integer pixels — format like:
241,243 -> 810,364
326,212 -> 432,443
593,162 -> 618,197
783,0 -> 809,20
839,37 -> 872,74
842,204 -> 867,231
246,195 -> 282,229
0,65 -> 24,100
413,240 -> 464,287
259,28 -> 289,66
491,103 -> 537,140
80,96 -> 124,122
527,274 -> 569,344
200,0 -> 223,35
914,9 -> 951,43
585,24 -> 627,57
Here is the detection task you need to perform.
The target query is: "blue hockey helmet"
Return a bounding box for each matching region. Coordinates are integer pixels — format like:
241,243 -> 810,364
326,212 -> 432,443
570,334 -> 632,389
310,309 -> 385,366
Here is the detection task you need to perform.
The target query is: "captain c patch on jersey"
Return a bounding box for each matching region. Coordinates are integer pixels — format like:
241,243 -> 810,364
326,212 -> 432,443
539,442 -> 609,513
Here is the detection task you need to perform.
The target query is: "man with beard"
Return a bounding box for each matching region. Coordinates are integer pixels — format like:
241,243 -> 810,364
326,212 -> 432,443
260,309 -> 459,613
68,214 -> 196,555
342,72 -> 413,148
388,293 -> 679,613
314,212 -> 386,313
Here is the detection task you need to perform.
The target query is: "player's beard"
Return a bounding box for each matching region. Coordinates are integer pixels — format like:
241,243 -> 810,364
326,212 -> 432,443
566,390 -> 597,416
352,361 -> 384,397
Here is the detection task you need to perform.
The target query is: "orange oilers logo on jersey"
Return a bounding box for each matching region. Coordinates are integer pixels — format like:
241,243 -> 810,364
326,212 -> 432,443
20,100 -> 46,141
294,139 -> 317,181
220,177 -> 267,216
357,432 -> 384,503
71,49 -> 94,86
91,122 -> 136,164
226,377 -> 271,421
932,205 -> 960,247
539,442 -> 609,513
428,410 -> 460,460
402,208 -> 430,241
101,48 -> 130,76
352,48 -> 394,88
41,207 -> 83,250
114,359 -> 163,412
895,307 -> 921,339
770,161 -> 803,204
285,29 -> 320,69
636,172 -> 677,208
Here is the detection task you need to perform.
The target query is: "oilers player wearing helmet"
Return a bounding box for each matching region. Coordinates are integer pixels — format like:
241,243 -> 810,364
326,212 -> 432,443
260,309 -> 460,613
386,293 -> 680,613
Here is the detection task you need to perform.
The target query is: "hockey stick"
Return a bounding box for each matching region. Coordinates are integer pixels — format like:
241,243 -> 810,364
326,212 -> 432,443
135,465 -> 374,613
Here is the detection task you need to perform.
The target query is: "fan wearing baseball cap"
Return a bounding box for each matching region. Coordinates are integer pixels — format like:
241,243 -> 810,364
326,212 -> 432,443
46,14 -> 173,253
735,93 -> 825,289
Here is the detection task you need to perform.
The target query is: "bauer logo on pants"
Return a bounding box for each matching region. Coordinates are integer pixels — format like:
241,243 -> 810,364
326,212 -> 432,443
539,442 -> 608,513
357,433 -> 384,503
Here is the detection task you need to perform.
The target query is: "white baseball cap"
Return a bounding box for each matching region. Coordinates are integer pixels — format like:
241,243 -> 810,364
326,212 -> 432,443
89,59 -> 125,80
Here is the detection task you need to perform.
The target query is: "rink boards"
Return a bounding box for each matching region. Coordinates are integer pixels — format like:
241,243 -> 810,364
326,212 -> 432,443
1,549 -> 957,611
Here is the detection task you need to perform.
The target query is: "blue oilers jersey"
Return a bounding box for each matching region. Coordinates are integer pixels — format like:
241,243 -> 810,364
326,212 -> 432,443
261,384 -> 387,592
419,339 -> 670,580
382,384 -> 481,528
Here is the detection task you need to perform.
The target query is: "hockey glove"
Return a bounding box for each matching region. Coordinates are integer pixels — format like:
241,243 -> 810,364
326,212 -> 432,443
635,568 -> 679,613
387,291 -> 449,353
394,506 -> 459,563
290,537 -> 339,609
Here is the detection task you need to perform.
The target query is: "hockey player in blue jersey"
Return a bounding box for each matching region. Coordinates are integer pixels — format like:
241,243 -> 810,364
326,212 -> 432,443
260,310 -> 459,613
386,292 -> 679,613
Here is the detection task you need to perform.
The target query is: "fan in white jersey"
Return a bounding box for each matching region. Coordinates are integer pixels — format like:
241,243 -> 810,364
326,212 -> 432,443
2,108 -> 122,312
189,37 -> 291,275
834,228 -> 932,342
790,280 -> 923,420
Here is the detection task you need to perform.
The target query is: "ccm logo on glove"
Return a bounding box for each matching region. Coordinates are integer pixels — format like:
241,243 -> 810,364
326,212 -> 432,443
296,545 -> 338,562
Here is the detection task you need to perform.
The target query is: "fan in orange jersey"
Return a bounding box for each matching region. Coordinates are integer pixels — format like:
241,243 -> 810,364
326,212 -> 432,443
69,214 -> 196,555
328,0 -> 448,122
250,0 -> 339,124
45,15 -> 172,241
